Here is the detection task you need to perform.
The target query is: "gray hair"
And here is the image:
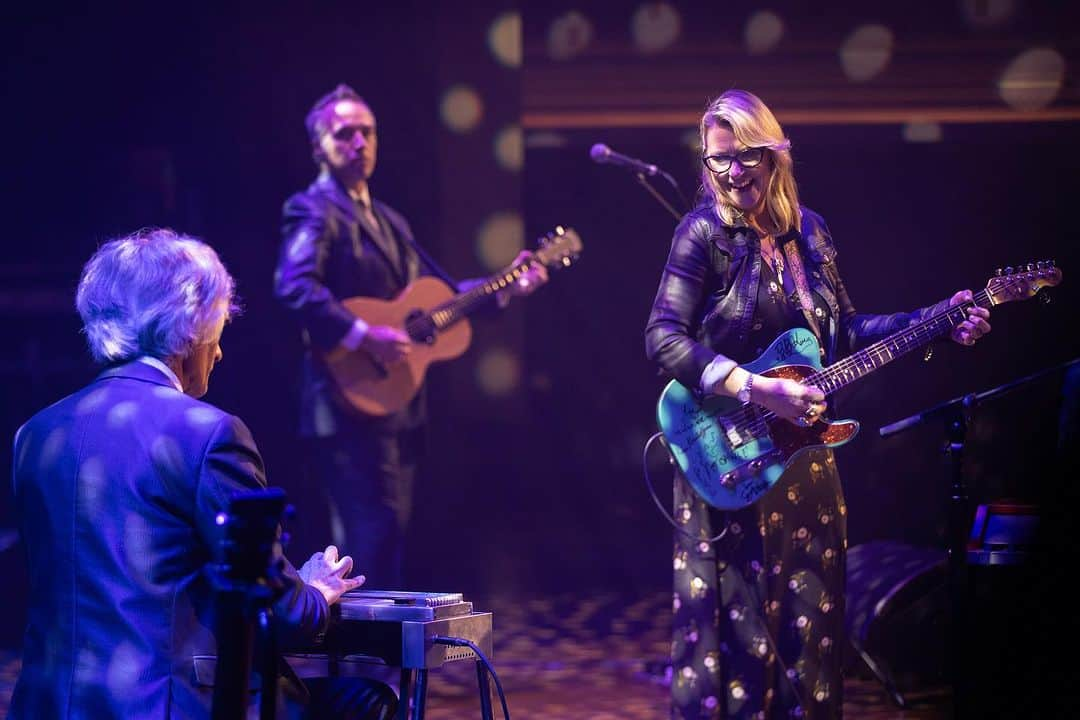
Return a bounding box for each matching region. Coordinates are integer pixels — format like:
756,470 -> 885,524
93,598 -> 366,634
75,228 -> 238,364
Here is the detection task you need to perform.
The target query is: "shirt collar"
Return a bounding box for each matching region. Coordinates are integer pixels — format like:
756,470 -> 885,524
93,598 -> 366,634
136,356 -> 183,392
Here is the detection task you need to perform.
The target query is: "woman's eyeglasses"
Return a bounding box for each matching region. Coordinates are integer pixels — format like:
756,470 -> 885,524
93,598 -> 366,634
702,147 -> 765,174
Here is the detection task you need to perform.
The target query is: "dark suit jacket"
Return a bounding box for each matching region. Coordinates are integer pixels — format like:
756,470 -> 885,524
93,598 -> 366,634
10,361 -> 329,719
275,172 -> 429,436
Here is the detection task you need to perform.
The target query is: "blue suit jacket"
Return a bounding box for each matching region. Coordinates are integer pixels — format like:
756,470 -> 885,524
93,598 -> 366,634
10,361 -> 329,719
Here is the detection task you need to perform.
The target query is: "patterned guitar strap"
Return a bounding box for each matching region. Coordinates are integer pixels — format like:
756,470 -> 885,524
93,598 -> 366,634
780,235 -> 825,359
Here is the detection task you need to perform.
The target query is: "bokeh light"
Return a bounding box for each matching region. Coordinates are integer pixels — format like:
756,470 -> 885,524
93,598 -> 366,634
839,24 -> 894,82
488,11 -> 522,68
902,121 -> 943,143
745,10 -> 784,55
680,128 -> 700,152
494,124 -> 523,172
548,10 -> 593,61
631,2 -> 681,54
440,84 -> 484,133
525,131 -> 569,149
475,211 -> 525,271
998,47 -> 1065,111
475,346 -> 521,397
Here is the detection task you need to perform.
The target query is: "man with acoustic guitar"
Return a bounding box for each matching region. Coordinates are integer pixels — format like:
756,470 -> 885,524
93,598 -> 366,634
274,84 -> 548,590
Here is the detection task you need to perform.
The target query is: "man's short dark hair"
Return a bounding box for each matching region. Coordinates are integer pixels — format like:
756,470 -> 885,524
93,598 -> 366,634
305,83 -> 368,145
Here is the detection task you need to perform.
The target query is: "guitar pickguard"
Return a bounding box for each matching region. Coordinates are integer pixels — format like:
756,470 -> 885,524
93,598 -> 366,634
656,328 -> 860,510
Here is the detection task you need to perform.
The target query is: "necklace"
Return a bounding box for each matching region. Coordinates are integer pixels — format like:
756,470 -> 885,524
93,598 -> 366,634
761,238 -> 785,287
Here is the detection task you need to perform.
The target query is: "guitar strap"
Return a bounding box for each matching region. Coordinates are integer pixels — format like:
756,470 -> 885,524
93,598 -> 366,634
780,236 -> 824,352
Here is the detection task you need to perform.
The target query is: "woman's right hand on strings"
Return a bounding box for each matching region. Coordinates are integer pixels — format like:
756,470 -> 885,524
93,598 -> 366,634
358,325 -> 411,365
751,375 -> 827,426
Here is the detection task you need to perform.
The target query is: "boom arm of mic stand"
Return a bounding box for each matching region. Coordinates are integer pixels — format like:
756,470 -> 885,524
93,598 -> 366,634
634,172 -> 685,222
880,356 -> 1080,438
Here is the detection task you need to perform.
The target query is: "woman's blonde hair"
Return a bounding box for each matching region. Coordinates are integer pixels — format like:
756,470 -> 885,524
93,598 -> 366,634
699,89 -> 801,233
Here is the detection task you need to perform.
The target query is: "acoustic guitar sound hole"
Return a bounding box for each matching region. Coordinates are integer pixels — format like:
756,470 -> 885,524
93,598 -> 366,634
406,309 -> 437,344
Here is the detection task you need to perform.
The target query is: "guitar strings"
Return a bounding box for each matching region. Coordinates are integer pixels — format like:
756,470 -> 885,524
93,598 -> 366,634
719,272 -> 1037,437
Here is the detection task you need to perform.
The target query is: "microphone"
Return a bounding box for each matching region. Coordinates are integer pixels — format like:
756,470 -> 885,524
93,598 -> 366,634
590,143 -> 659,177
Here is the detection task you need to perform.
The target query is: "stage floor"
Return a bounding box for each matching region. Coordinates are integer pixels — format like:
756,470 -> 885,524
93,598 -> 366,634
0,590 -> 950,718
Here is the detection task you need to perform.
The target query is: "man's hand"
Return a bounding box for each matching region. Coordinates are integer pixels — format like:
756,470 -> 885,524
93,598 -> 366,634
358,325 -> 411,365
508,250 -> 550,298
946,290 -> 992,347
298,545 -> 365,606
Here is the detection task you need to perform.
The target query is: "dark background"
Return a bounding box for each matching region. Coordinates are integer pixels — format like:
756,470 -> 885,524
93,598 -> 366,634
3,1 -> 1079,662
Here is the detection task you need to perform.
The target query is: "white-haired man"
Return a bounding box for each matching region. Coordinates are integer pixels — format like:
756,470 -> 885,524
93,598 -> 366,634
10,228 -> 396,718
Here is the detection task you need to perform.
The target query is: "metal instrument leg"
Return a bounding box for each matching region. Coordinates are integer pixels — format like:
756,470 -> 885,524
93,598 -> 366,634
476,659 -> 493,720
410,668 -> 428,720
398,668 -> 412,720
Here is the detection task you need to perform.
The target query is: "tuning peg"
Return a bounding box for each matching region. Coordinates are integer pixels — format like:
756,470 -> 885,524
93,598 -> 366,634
995,267 -> 1003,277
1049,259 -> 1056,268
1040,292 -> 1052,305
1025,263 -> 1034,272
1036,261 -> 1046,270
1005,266 -> 1014,275
562,256 -> 572,267
555,225 -> 565,236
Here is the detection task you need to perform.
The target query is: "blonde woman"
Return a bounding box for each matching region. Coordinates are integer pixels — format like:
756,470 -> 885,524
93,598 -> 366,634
645,90 -> 989,719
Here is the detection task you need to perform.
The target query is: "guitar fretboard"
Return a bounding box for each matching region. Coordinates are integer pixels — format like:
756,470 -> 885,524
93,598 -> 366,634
425,261 -> 533,332
807,289 -> 994,396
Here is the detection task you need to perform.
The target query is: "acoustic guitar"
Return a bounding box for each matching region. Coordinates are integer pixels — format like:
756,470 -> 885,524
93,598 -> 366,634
656,261 -> 1062,510
324,226 -> 582,416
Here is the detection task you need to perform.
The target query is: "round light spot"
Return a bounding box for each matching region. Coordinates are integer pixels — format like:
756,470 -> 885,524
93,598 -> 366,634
998,47 -> 1065,111
474,346 -> 521,397
548,10 -> 593,61
38,427 -> 67,473
475,211 -> 525,271
79,456 -> 107,511
745,10 -> 784,55
441,84 -> 484,133
107,401 -> 139,428
631,2 -> 681,54
839,24 -> 894,82
903,121 -> 943,143
75,387 -> 110,415
488,11 -> 522,68
494,124 -> 523,172
185,406 -> 220,427
525,131 -> 569,150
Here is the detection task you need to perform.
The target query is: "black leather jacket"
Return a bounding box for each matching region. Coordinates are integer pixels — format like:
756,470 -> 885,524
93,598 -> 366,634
645,202 -> 950,390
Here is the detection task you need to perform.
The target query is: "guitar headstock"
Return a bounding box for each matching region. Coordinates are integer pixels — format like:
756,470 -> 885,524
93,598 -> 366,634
986,260 -> 1062,305
534,226 -> 583,269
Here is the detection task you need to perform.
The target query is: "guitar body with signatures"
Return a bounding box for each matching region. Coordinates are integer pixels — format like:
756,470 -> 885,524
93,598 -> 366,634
323,226 -> 582,417
657,262 -> 1062,510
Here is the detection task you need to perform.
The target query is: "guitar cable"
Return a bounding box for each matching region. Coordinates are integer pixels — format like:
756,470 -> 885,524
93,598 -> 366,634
642,432 -> 729,544
642,432 -> 807,710
431,635 -> 510,719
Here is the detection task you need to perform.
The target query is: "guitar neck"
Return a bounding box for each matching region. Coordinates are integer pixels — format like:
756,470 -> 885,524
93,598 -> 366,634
809,289 -> 993,395
428,261 -> 532,331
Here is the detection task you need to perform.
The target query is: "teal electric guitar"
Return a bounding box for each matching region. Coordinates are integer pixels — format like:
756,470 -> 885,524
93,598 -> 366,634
656,262 -> 1062,510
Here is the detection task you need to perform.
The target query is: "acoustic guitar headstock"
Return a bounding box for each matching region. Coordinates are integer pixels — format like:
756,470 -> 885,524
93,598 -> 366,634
986,260 -> 1062,305
535,226 -> 583,269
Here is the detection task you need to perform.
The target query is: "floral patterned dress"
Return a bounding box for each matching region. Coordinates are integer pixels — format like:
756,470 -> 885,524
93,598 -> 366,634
670,260 -> 847,719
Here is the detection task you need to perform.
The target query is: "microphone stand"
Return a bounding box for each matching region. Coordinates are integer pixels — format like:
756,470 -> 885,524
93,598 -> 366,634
878,356 -> 1080,718
633,169 -> 689,221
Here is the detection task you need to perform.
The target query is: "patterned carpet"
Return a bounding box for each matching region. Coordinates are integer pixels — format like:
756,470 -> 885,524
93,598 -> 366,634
0,591 -> 949,718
